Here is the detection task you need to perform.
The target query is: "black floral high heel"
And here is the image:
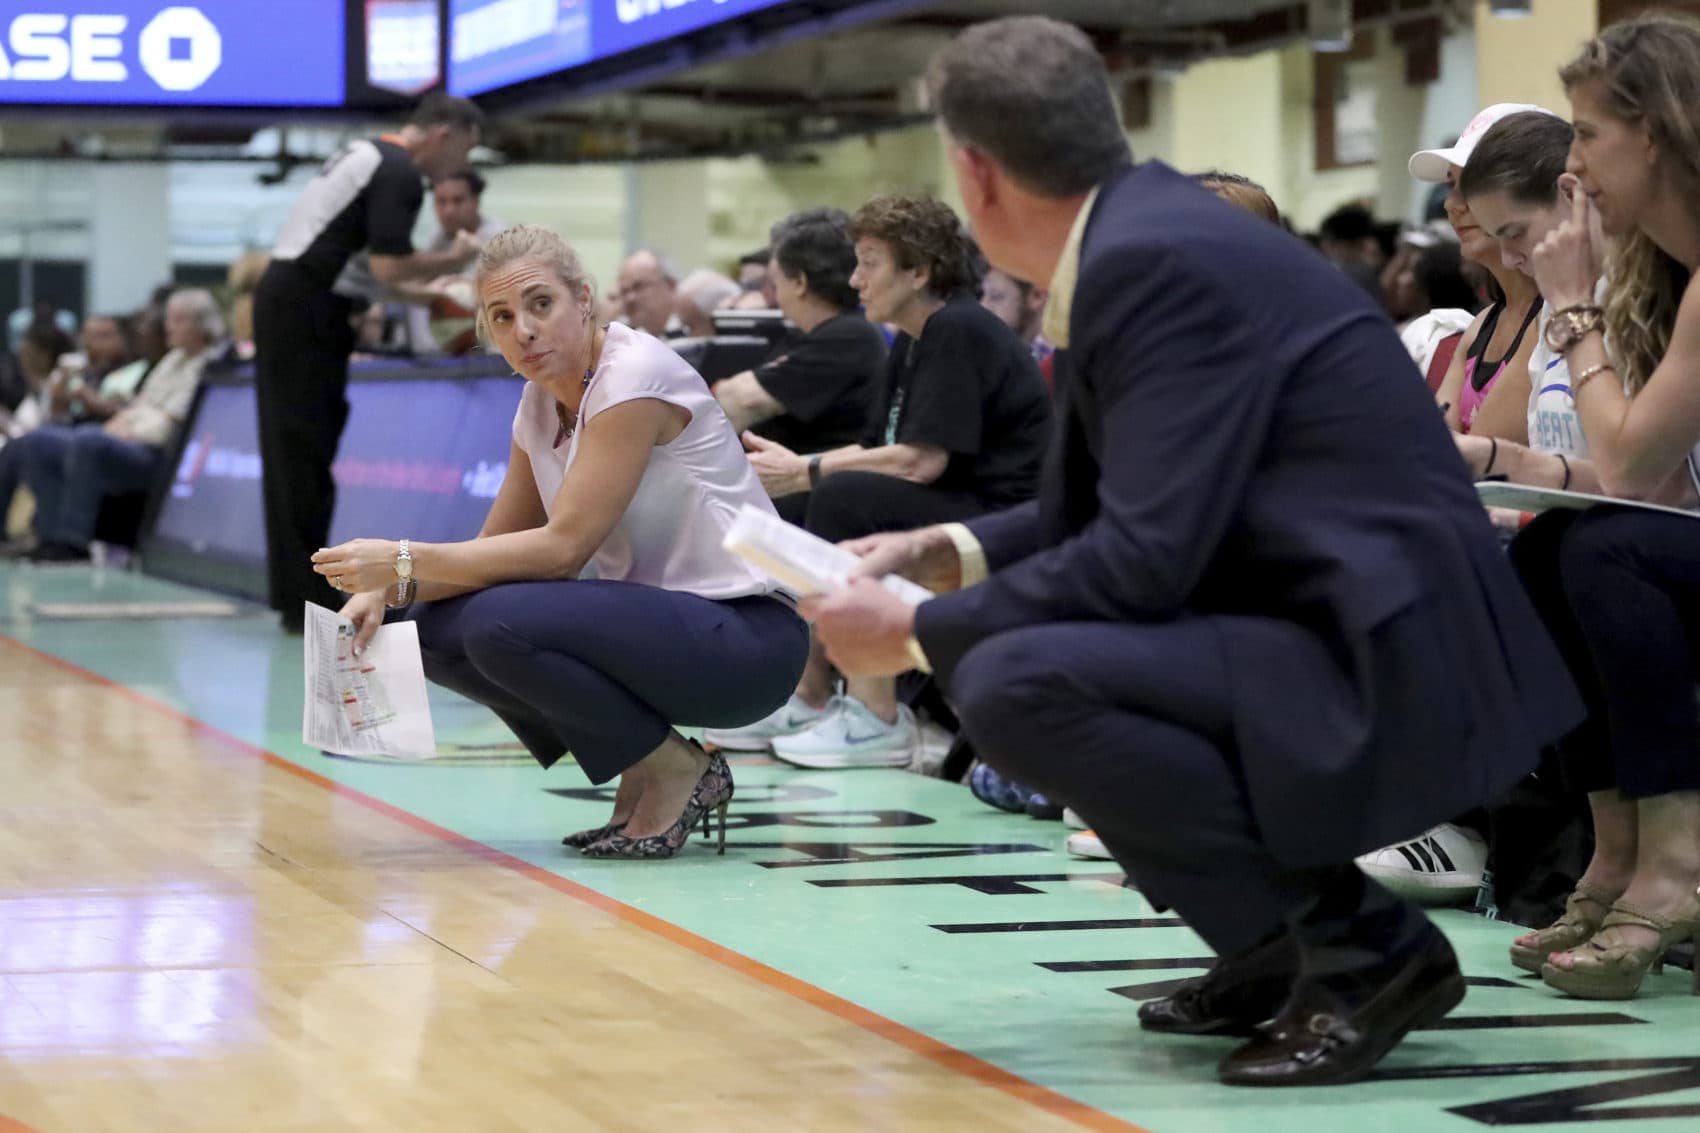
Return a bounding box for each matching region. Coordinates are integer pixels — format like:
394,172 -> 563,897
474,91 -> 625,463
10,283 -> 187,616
562,822 -> 626,849
581,748 -> 735,860
696,751 -> 734,853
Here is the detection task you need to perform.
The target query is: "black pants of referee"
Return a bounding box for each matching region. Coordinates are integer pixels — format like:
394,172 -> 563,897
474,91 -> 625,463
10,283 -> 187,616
253,263 -> 356,628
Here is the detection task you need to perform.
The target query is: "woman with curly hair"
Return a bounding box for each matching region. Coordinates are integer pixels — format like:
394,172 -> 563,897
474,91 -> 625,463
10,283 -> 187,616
1504,12 -> 1700,1000
722,192 -> 1052,768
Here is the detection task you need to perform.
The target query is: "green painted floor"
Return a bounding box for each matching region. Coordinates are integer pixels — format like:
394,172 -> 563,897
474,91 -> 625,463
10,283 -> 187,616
3,562 -> 1697,1131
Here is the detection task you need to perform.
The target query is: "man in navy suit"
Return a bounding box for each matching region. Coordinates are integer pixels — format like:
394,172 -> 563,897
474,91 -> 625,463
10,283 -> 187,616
807,17 -> 1582,1087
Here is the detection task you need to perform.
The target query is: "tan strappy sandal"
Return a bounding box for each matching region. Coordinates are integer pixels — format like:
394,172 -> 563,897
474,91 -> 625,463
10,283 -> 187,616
1508,882 -> 1615,974
1539,890 -> 1700,1001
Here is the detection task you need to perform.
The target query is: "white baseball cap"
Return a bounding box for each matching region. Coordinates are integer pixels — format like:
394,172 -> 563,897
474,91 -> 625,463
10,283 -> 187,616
1408,103 -> 1559,183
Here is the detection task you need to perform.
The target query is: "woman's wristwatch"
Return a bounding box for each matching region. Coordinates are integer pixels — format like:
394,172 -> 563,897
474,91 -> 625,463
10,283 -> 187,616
1544,304 -> 1605,355
387,539 -> 416,610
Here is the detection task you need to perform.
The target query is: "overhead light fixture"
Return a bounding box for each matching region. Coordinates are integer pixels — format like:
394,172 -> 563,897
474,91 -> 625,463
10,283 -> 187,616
1308,0 -> 1353,53
1490,0 -> 1534,15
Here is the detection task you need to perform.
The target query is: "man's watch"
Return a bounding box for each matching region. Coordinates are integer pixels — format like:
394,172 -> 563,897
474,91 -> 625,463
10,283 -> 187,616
388,539 -> 416,609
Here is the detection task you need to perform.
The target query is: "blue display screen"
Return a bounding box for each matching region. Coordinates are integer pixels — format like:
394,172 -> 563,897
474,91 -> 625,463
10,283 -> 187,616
0,0 -> 346,106
152,374 -> 525,583
449,0 -> 790,97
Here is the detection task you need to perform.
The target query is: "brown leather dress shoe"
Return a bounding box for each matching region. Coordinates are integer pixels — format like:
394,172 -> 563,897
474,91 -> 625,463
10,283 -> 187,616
1216,927 -> 1464,1087
1138,933 -> 1297,1037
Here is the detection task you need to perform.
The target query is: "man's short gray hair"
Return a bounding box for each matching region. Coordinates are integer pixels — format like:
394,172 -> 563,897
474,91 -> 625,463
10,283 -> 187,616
678,269 -> 741,313
626,248 -> 679,285
167,287 -> 226,342
926,16 -> 1131,199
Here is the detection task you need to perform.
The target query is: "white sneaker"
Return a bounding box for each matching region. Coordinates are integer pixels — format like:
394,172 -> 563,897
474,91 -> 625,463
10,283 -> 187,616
912,719 -> 956,778
1066,829 -> 1112,859
770,696 -> 917,769
703,695 -> 828,752
1062,808 -> 1088,830
1356,823 -> 1488,905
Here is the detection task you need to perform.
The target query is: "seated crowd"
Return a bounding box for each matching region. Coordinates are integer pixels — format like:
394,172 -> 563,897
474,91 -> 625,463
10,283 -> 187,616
0,289 -> 225,560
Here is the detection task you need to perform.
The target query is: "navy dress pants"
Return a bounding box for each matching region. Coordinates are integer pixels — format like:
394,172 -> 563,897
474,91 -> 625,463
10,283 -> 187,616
413,579 -> 809,782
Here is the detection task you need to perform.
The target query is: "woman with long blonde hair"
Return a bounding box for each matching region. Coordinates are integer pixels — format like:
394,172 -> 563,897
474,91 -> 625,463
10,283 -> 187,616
1509,12 -> 1700,1000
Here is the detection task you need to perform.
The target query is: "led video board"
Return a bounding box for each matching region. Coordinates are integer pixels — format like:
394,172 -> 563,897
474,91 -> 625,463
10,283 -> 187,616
0,0 -> 347,107
448,0 -> 791,97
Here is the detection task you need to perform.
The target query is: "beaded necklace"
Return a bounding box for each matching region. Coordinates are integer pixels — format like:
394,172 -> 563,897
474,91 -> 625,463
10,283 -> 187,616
552,325 -> 604,448
552,367 -> 595,448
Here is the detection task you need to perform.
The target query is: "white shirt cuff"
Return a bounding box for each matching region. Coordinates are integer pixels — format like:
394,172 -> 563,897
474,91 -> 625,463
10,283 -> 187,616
941,522 -> 988,589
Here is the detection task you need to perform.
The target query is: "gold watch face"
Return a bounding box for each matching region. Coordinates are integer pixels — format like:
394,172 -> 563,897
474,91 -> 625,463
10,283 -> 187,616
396,555 -> 414,580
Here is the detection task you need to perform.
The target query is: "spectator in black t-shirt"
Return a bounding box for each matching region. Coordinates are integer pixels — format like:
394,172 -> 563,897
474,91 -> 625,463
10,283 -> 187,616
713,193 -> 1050,770
849,295 -> 1049,508
253,93 -> 485,632
714,208 -> 886,457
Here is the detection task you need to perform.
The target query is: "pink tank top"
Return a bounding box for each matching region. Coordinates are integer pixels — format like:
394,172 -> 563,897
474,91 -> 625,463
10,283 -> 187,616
1458,357 -> 1496,434
1459,299 -> 1542,434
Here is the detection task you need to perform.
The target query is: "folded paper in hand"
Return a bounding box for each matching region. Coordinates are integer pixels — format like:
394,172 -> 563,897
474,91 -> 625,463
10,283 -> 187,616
302,603 -> 438,759
723,504 -> 934,606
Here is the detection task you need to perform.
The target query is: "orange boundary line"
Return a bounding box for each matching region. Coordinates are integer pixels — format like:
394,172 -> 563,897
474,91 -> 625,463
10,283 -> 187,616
0,633 -> 1153,1133
0,1116 -> 44,1133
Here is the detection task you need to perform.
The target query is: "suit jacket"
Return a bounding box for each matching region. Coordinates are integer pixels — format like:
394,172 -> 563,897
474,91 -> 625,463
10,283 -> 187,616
916,163 -> 1583,868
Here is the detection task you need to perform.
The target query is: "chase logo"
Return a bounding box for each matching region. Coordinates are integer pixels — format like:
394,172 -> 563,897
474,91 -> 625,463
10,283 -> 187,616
0,6 -> 223,92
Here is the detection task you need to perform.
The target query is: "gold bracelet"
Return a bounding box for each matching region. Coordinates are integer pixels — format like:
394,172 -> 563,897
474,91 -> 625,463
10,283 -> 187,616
1571,363 -> 1615,395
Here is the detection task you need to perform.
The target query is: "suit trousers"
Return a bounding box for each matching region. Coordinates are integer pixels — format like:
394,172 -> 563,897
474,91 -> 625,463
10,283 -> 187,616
949,617 -> 1427,979
253,264 -> 356,624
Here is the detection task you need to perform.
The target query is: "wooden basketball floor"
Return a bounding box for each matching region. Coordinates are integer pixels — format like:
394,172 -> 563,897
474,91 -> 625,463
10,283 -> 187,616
0,564 -> 1695,1132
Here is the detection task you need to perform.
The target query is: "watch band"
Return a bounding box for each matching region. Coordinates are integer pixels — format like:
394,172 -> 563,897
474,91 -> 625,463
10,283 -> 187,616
388,539 -> 416,610
807,454 -> 825,489
1544,305 -> 1605,355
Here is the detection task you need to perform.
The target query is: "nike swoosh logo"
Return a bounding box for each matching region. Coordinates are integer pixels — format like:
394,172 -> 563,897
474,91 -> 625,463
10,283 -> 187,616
843,731 -> 897,746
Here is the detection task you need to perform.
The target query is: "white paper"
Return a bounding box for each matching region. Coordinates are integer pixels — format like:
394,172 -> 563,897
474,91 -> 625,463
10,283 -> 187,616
723,504 -> 934,606
1476,481 -> 1700,520
302,603 -> 438,759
